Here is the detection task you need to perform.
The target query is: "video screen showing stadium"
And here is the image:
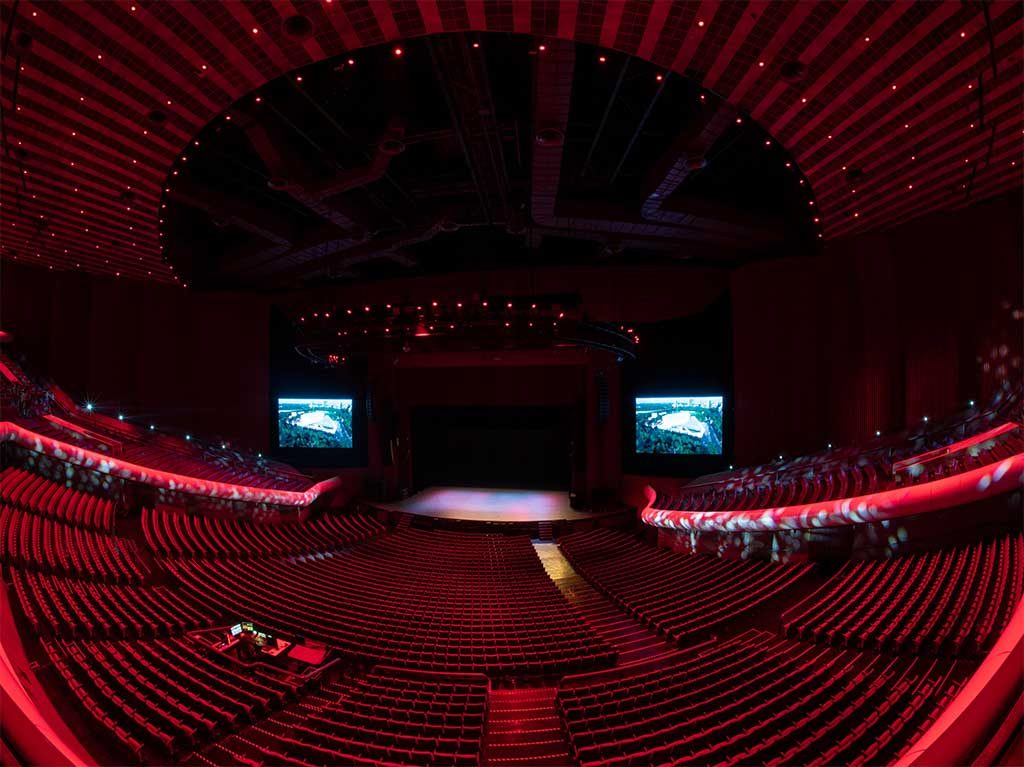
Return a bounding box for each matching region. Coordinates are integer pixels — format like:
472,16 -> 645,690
277,397 -> 353,449
635,396 -> 724,455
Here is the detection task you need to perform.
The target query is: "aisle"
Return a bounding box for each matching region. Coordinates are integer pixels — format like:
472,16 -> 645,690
482,687 -> 572,766
534,541 -> 677,664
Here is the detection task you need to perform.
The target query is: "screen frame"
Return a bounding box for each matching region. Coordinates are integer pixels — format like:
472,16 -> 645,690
622,386 -> 734,477
269,386 -> 368,469
633,394 -> 725,456
275,396 -> 355,450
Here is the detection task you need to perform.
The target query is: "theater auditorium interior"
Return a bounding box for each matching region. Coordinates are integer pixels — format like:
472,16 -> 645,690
0,1 -> 1022,766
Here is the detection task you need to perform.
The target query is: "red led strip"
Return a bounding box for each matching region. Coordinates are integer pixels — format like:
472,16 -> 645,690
642,452 -> 1024,532
0,420 -> 340,507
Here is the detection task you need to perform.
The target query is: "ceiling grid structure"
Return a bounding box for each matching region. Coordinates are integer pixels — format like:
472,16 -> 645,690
0,0 -> 1018,283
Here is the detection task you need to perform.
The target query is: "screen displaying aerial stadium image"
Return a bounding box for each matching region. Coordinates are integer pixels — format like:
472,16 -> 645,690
635,396 -> 724,456
277,398 -> 353,449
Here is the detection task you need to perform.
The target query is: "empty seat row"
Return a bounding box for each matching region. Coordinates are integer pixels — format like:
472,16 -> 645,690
10,568 -> 211,638
185,667 -> 488,767
655,424 -> 1022,513
163,528 -> 616,675
557,630 -> 965,767
0,348 -> 312,492
0,466 -> 116,531
782,533 -> 1024,656
142,507 -> 383,559
1,505 -> 146,583
43,636 -> 299,762
559,529 -> 811,643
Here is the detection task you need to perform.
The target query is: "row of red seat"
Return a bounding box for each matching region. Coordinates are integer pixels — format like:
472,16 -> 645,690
116,440 -> 311,491
559,529 -> 811,642
0,466 -> 117,531
164,528 -> 616,675
654,421 -> 1021,513
10,568 -> 211,638
654,460 -> 884,512
557,630 -> 965,767
185,667 -> 488,767
43,636 -> 300,762
142,506 -> 383,559
189,667 -> 488,767
0,352 -> 313,492
2,504 -> 146,583
782,533 -> 1024,656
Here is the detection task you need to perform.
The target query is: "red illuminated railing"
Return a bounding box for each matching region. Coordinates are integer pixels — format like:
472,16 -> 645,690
0,420 -> 340,507
642,451 -> 1024,532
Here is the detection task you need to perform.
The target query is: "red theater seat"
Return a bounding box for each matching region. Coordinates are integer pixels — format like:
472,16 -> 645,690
186,667 -> 488,767
782,532 -> 1024,657
559,529 -> 811,643
163,528 -> 616,675
557,631 -> 966,767
142,506 -> 383,559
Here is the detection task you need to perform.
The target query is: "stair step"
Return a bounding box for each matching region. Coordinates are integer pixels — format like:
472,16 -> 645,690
534,541 -> 676,662
483,687 -> 571,767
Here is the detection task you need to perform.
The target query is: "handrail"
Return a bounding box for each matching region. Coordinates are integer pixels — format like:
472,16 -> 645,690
642,452 -> 1024,531
0,420 -> 339,507
892,422 -> 1020,474
894,595 -> 1024,767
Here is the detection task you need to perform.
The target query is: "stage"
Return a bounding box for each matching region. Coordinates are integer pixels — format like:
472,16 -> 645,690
379,486 -> 593,522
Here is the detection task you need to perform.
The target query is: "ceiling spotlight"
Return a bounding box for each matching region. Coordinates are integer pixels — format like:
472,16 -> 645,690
923,415 -> 929,422
347,58 -> 355,66
538,44 -> 547,52
393,47 -> 403,57
117,414 -> 125,421
149,424 -> 155,430
472,42 -> 480,49
655,74 -> 664,81
185,434 -> 191,441
875,430 -> 881,437
598,55 -> 607,63
968,400 -> 975,407
84,402 -> 94,411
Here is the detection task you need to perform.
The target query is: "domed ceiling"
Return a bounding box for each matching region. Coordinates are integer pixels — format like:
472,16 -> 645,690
0,1 -> 1020,287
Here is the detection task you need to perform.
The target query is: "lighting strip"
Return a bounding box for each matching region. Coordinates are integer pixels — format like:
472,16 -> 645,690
0,421 -> 339,507
642,453 -> 1024,532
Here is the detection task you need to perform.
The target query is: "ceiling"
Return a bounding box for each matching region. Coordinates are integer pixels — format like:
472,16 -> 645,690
163,34 -> 812,288
0,0 -> 1020,287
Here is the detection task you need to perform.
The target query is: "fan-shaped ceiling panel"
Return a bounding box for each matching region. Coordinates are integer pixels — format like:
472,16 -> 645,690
0,0 -> 1019,285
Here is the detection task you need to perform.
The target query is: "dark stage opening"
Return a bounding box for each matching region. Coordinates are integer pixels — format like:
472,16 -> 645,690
411,406 -> 572,490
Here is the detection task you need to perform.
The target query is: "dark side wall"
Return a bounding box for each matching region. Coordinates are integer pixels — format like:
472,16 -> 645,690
2,190 -> 1020,493
730,190 -> 1023,466
1,262 -> 270,451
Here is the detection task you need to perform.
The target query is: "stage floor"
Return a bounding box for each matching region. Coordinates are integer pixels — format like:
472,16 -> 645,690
380,486 -> 592,522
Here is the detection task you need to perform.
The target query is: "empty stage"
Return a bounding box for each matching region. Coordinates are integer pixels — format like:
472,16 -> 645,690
382,487 -> 591,522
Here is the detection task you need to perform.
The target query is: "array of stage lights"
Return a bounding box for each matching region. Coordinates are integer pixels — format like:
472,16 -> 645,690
290,295 -> 639,365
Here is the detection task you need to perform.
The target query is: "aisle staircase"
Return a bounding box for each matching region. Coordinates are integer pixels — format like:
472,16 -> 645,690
534,541 -> 677,664
482,687 -> 572,766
